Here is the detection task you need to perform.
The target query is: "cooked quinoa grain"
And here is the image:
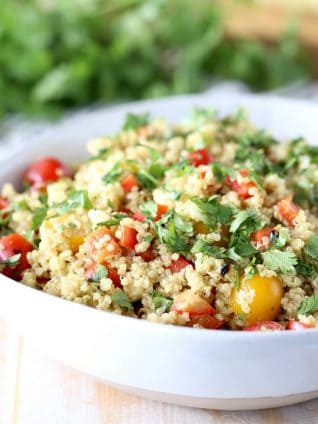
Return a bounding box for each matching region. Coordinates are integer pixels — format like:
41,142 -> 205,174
1,108 -> 318,332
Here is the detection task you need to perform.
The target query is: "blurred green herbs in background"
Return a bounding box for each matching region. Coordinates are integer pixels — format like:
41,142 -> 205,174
0,0 -> 313,119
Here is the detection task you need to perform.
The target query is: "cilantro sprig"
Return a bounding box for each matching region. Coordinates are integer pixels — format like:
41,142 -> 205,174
298,295 -> 318,316
111,289 -> 134,311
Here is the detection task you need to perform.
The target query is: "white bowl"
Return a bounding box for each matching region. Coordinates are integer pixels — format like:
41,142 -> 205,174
1,93 -> 318,410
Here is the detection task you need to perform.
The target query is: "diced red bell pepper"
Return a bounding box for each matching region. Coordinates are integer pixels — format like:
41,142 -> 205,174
230,179 -> 256,199
0,196 -> 8,210
121,174 -> 140,193
155,204 -> 168,221
120,226 -> 138,249
138,246 -> 155,262
189,148 -> 214,167
277,197 -> 300,226
169,256 -> 191,273
250,227 -> 273,249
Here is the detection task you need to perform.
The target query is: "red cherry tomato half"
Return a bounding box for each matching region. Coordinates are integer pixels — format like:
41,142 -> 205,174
244,321 -> 284,332
277,197 -> 300,226
120,174 -> 140,193
85,262 -> 121,288
187,315 -> 223,329
0,234 -> 33,281
169,256 -> 192,273
0,196 -> 8,210
24,157 -> 71,189
250,227 -> 273,249
189,149 -> 214,167
119,226 -> 138,249
171,291 -> 216,317
287,320 -> 314,330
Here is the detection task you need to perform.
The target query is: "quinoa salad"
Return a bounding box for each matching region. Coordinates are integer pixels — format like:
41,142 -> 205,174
1,108 -> 318,332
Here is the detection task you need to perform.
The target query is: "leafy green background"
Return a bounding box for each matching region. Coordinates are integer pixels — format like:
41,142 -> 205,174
0,0 -> 313,119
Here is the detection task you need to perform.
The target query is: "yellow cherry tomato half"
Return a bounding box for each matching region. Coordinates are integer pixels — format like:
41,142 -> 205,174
230,274 -> 283,326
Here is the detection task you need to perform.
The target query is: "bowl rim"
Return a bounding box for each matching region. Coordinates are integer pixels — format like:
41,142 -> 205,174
2,91 -> 318,341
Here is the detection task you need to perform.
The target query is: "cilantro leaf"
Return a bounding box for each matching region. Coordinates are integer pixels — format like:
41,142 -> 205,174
135,169 -> 158,188
298,295 -> 318,316
55,190 -> 92,213
191,239 -> 226,259
230,209 -> 261,234
153,212 -> 192,254
123,113 -> 150,130
111,289 -> 134,311
191,197 -> 233,229
295,260 -> 317,279
173,214 -> 193,234
102,162 -> 122,185
262,250 -> 297,273
211,163 -> 234,182
31,207 -> 47,231
228,233 -> 257,260
90,264 -> 108,282
304,236 -> 318,260
140,201 -> 157,220
151,289 -> 172,312
90,148 -> 109,161
0,253 -> 21,266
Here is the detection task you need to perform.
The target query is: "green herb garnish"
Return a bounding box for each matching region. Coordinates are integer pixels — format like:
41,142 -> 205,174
111,289 -> 134,311
262,250 -> 297,273
298,295 -> 318,316
152,289 -> 172,312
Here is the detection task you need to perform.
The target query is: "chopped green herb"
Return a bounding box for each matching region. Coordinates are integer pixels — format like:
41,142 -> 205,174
148,163 -> 166,179
96,213 -> 128,228
31,207 -> 47,231
11,200 -> 30,211
90,148 -> 109,161
211,163 -> 234,182
304,235 -> 318,261
136,169 -> 158,188
140,201 -> 157,220
102,162 -> 122,185
270,229 -> 287,248
191,239 -> 226,259
24,229 -> 40,248
153,212 -> 192,254
191,197 -> 233,229
188,106 -> 216,128
111,289 -> 134,311
230,209 -> 261,234
55,190 -> 92,213
90,265 -> 108,282
298,295 -> 318,316
295,260 -> 317,279
262,250 -> 297,273
151,289 -> 172,312
123,113 -> 150,130
143,235 -> 154,243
